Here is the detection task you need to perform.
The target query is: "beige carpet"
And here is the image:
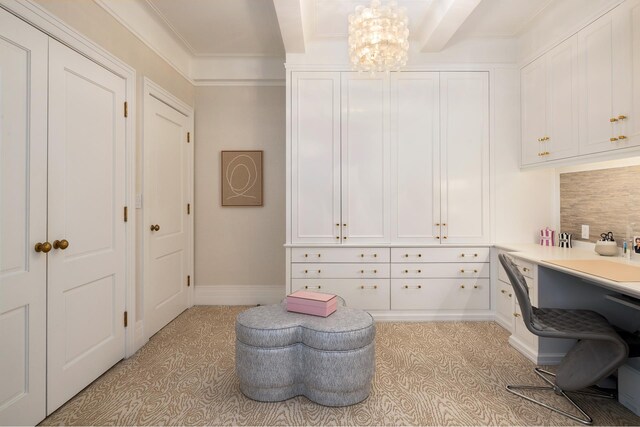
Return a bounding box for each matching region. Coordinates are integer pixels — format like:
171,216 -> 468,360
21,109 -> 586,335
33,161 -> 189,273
41,306 -> 640,426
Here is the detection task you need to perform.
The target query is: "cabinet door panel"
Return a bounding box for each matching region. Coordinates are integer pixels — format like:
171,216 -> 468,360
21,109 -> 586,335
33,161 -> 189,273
440,72 -> 489,243
0,9 -> 47,425
291,72 -> 341,243
390,72 -> 440,242
521,57 -> 547,165
341,73 -> 390,243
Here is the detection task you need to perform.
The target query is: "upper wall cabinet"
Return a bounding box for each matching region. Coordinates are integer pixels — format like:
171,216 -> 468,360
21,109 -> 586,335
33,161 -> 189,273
291,71 -> 489,245
521,36 -> 579,165
522,0 -> 640,165
578,0 -> 640,155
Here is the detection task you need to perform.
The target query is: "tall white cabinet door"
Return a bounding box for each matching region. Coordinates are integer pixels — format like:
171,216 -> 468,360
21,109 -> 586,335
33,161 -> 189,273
341,73 -> 390,244
546,36 -> 579,161
440,72 -> 489,244
0,10 -> 48,425
291,72 -> 341,243
578,10 -> 617,154
521,56 -> 547,165
144,94 -> 190,338
390,72 -> 441,243
47,39 -> 127,414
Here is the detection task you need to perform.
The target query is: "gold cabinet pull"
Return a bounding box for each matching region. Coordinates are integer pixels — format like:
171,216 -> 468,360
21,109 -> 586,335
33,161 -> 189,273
404,269 -> 409,273
361,270 -> 365,273
304,285 -> 321,290
335,223 -> 339,227
343,223 -> 347,227
618,115 -> 627,120
443,236 -> 448,239
501,290 -> 506,294
474,285 -> 478,289
360,285 -> 378,290
618,135 -> 627,140
150,224 -> 160,231
374,269 -> 377,273
509,293 -> 512,297
435,236 -> 440,239
403,284 -> 422,289
317,270 -> 321,273
53,239 -> 69,250
336,236 -> 340,239
460,284 -> 465,289
537,151 -> 550,156
610,137 -> 619,142
538,136 -> 549,141
34,241 -> 52,253
343,236 -> 347,240
513,313 -> 521,318
435,223 -> 440,226
610,117 -> 619,122
442,223 -> 447,226
304,270 -> 308,273
417,269 -> 422,273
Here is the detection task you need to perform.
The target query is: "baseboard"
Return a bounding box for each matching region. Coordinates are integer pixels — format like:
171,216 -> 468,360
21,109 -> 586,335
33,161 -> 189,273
370,311 -> 495,322
195,284 -> 286,306
133,320 -> 147,354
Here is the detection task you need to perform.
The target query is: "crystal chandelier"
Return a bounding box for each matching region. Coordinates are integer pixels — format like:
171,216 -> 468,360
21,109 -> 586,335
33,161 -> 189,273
348,0 -> 409,73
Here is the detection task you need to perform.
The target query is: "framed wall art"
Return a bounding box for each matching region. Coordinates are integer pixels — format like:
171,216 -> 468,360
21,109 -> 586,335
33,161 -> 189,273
221,150 -> 263,206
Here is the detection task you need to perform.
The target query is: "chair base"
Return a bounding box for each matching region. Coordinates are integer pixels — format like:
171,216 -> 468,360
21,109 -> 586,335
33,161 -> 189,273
506,368 -> 615,425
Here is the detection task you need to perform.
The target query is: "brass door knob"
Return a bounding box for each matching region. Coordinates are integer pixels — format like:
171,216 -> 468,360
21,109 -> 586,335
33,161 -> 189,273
35,241 -> 52,253
53,239 -> 69,250
150,224 -> 160,231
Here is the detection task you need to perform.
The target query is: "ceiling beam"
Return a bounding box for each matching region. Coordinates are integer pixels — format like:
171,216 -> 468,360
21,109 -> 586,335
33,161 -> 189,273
273,0 -> 307,54
418,0 -> 482,52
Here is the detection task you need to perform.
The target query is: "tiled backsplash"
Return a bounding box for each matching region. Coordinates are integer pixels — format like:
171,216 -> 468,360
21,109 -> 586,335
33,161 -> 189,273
560,165 -> 640,246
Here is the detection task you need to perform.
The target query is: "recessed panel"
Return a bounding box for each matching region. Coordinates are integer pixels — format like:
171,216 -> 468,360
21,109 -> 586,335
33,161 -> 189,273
64,72 -> 115,258
0,39 -> 28,276
64,276 -> 115,365
152,111 -> 183,237
0,306 -> 27,408
153,250 -> 184,309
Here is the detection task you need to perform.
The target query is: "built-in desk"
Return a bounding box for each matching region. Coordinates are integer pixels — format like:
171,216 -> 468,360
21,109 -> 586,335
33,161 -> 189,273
494,244 -> 640,364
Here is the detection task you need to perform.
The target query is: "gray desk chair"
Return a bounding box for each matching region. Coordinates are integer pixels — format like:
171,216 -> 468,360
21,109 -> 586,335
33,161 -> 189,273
498,254 -> 629,425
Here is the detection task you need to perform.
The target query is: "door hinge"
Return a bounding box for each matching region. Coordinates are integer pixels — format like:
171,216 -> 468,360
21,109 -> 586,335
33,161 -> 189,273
124,311 -> 128,328
124,206 -> 128,222
187,275 -> 191,287
187,132 -> 190,143
124,101 -> 128,118
187,203 -> 190,215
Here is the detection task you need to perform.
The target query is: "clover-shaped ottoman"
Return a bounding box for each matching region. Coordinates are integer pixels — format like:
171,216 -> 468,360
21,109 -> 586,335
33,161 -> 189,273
235,300 -> 375,406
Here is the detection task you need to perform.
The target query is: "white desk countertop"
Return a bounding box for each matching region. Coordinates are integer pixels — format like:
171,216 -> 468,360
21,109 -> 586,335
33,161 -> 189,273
495,243 -> 640,299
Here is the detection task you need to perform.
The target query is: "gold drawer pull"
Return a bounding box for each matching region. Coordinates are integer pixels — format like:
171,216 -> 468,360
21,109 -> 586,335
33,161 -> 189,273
509,293 -> 512,297
460,269 -> 479,273
417,269 -> 422,273
436,236 -> 440,239
501,290 -> 506,294
336,223 -> 339,227
474,285 -> 478,289
317,270 -> 321,273
618,115 -> 627,120
513,313 -> 520,318
618,135 -> 627,140
460,284 -> 465,289
537,151 -> 550,156
304,254 -> 321,258
522,267 -> 529,272
403,284 -> 422,289
304,285 -> 321,290
360,285 -> 378,290
610,117 -> 619,122
404,269 -> 408,273
610,137 -> 619,142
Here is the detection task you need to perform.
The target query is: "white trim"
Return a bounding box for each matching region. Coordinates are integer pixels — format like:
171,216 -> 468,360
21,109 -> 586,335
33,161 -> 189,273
194,80 -> 286,87
0,0 -> 138,359
285,63 -> 518,72
134,320 -> 147,354
195,285 -> 286,306
372,312 -> 495,322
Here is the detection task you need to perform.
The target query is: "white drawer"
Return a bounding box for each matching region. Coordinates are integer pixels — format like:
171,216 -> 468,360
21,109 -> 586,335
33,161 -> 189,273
291,263 -> 390,279
390,279 -> 490,310
498,254 -> 534,280
496,281 -> 515,323
291,247 -> 390,263
391,247 -> 490,263
291,279 -> 390,311
391,262 -> 489,278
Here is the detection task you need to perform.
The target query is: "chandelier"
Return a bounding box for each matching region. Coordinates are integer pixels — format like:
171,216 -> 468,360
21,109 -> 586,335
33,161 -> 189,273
348,0 -> 409,73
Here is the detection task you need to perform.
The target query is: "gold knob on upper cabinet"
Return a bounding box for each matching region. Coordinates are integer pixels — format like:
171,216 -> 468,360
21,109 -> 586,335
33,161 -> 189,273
474,285 -> 478,289
343,237 -> 347,240
150,224 -> 160,231
618,115 -> 627,120
35,241 -> 52,253
443,236 -> 448,239
336,223 -> 339,227
435,223 -> 440,226
53,239 -> 69,250
460,285 -> 465,289
619,135 -> 627,140
336,236 -> 340,239
610,137 -> 619,142
436,236 -> 440,239
343,224 -> 347,227
610,117 -> 619,122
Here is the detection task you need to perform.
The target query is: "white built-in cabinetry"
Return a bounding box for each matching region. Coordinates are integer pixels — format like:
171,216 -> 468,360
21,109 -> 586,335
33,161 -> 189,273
288,70 -> 490,316
521,0 -> 640,165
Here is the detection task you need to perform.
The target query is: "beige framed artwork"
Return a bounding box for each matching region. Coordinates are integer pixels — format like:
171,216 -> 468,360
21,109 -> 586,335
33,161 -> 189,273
221,150 -> 263,206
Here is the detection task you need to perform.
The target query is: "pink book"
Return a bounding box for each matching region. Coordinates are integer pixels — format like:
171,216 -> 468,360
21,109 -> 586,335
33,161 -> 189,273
286,291 -> 337,317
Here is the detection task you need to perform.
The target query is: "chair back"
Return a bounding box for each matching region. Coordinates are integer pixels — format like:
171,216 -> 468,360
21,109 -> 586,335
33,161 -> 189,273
498,254 -> 536,332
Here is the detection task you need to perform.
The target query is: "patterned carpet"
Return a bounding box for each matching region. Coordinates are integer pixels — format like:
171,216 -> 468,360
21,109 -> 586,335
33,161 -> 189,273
41,306 -> 640,426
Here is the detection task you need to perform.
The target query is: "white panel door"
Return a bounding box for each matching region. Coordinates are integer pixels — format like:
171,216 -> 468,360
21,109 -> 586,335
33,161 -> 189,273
47,39 -> 127,414
291,72 -> 341,243
390,72 -> 440,243
521,56 -> 547,165
578,11 -> 616,154
546,35 -> 579,161
144,94 -> 190,338
0,10 -> 48,425
341,73 -> 390,244
440,72 -> 489,244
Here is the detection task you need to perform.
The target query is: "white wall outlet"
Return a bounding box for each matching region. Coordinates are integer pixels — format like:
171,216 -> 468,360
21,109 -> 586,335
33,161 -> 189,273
581,224 -> 589,239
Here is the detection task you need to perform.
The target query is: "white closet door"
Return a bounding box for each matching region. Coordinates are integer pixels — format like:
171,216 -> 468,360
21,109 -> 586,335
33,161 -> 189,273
0,10 -> 48,425
440,72 -> 489,244
144,94 -> 190,338
291,72 -> 341,243
390,72 -> 440,243
47,39 -> 127,414
341,73 -> 390,244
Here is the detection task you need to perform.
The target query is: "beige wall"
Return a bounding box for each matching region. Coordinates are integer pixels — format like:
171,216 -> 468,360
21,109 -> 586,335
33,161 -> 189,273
195,86 -> 286,288
33,0 -> 195,318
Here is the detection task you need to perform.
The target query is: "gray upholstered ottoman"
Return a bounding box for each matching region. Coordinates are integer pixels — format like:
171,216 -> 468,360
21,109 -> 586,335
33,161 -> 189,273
235,300 -> 375,406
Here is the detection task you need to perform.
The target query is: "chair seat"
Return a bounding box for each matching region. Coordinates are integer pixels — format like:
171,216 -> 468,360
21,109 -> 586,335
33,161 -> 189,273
532,308 -> 619,338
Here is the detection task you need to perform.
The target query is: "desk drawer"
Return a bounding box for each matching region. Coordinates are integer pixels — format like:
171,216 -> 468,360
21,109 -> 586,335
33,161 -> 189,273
392,262 -> 489,278
291,279 -> 390,311
291,247 -> 390,263
391,279 -> 489,310
498,255 -> 534,280
391,247 -> 490,263
291,263 -> 390,279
